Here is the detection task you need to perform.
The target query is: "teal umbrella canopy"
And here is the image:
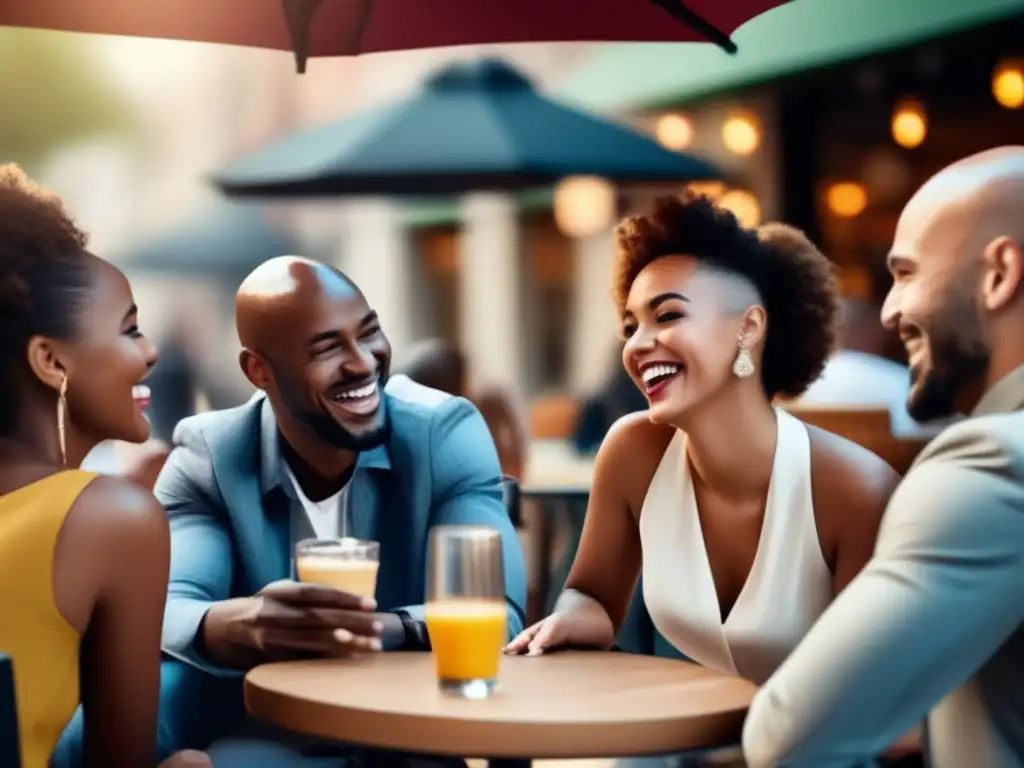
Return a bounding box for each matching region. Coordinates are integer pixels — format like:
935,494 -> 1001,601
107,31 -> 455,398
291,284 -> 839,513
213,58 -> 721,198
124,203 -> 299,278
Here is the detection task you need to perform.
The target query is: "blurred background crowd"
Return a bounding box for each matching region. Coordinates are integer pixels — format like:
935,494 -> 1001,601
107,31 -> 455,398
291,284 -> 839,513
4,0 -> 1022,485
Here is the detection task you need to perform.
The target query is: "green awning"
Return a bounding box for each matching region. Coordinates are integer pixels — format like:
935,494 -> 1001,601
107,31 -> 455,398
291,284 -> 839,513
557,0 -> 1024,112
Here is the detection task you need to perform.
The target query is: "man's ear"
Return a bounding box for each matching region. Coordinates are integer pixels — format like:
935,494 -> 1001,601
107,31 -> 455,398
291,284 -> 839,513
981,236 -> 1024,313
239,348 -> 271,390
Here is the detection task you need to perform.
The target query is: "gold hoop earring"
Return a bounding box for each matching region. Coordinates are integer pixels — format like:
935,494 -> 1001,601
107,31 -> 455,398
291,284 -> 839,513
57,373 -> 68,467
733,335 -> 756,379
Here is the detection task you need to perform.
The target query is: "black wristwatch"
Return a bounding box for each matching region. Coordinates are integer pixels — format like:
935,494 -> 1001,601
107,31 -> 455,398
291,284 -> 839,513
395,610 -> 431,651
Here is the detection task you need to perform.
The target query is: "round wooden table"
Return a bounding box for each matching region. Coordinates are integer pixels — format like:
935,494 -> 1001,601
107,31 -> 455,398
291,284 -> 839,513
245,651 -> 756,767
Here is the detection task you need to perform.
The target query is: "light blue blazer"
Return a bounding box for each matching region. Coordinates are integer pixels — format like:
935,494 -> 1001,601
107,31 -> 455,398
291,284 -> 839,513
53,376 -> 526,763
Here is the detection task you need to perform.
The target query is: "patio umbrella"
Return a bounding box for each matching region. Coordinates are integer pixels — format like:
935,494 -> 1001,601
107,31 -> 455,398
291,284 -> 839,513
212,58 -> 721,198
123,202 -> 298,278
0,0 -> 788,73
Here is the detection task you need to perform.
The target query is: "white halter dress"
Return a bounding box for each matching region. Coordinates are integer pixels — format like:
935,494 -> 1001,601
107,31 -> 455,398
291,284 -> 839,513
639,407 -> 832,684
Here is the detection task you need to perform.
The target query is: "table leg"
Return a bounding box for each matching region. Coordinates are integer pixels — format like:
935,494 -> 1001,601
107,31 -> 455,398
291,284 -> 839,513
486,760 -> 531,768
533,505 -> 555,620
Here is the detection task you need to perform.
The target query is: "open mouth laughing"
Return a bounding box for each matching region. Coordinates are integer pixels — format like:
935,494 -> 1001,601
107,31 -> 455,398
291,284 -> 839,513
329,377 -> 380,417
639,361 -> 684,400
132,384 -> 151,410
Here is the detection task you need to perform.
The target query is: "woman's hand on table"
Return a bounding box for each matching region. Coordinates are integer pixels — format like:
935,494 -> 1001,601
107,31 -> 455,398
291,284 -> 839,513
200,580 -> 382,668
504,604 -> 615,656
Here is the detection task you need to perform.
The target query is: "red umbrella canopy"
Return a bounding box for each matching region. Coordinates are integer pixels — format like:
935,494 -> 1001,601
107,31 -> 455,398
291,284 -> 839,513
1,0 -> 789,73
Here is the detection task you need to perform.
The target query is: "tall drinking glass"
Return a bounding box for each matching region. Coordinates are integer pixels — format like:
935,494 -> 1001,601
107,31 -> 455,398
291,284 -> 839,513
295,538 -> 380,599
425,525 -> 506,699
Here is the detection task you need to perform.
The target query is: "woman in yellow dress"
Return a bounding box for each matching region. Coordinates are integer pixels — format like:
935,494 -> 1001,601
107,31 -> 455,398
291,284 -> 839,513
0,165 -> 208,768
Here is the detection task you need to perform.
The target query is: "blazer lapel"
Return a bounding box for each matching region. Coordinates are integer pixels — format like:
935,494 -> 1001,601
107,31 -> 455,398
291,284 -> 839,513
348,445 -> 389,541
212,396 -> 293,592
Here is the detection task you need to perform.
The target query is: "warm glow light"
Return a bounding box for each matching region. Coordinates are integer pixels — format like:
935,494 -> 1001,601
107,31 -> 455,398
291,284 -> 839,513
825,182 -> 868,218
553,176 -> 616,238
686,181 -> 726,201
721,112 -> 761,156
718,189 -> 761,227
655,113 -> 695,150
993,60 -> 1024,109
891,100 -> 927,149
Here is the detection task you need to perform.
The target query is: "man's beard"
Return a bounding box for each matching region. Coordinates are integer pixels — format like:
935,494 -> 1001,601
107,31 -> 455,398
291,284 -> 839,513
272,365 -> 389,451
907,292 -> 990,422
298,404 -> 388,451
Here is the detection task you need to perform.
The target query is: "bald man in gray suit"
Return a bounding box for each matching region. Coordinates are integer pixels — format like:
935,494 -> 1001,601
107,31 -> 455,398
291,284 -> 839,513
743,147 -> 1024,768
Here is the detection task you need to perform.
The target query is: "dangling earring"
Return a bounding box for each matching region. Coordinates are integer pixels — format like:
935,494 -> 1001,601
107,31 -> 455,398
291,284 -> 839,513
733,335 -> 756,379
57,372 -> 68,467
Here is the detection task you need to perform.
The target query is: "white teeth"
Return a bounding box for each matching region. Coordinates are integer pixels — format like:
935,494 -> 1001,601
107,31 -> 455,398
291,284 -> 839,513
132,385 -> 151,399
641,364 -> 681,385
335,382 -> 376,400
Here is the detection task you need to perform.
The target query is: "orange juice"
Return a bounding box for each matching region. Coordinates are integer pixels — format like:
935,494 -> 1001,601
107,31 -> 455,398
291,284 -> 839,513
425,599 -> 507,681
296,556 -> 379,599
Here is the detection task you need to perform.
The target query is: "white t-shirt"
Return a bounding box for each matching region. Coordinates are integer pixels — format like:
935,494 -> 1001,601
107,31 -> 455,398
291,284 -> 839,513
284,464 -> 350,540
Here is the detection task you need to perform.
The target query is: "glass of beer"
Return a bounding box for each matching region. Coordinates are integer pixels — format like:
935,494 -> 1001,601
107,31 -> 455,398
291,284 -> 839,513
425,525 -> 506,700
295,538 -> 380,599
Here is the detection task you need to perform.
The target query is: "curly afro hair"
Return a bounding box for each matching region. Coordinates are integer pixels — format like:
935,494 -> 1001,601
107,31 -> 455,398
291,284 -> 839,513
0,164 -> 94,432
612,191 -> 839,399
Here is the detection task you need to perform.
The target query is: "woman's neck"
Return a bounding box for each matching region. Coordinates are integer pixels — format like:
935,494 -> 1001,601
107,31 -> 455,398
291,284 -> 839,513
675,384 -> 778,500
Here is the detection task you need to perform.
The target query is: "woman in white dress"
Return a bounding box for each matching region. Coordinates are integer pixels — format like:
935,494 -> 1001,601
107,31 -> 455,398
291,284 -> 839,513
506,193 -> 907,761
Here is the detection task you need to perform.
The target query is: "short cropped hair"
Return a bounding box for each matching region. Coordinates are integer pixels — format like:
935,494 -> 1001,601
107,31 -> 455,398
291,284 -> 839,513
611,192 -> 839,399
0,164 -> 93,431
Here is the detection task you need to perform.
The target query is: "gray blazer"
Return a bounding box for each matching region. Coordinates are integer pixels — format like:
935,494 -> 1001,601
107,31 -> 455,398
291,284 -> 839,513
743,365 -> 1024,768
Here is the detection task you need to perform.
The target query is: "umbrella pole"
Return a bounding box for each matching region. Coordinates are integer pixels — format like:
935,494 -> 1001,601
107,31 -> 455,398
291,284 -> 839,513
648,0 -> 738,54
282,0 -> 326,73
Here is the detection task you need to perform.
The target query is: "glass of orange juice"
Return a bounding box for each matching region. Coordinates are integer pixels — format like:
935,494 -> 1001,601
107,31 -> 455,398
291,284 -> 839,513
425,525 -> 506,700
295,538 -> 380,599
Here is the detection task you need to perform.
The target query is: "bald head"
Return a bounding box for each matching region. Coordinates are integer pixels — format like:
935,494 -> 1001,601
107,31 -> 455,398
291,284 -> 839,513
883,146 -> 1024,420
234,255 -> 392,454
236,255 -> 362,350
897,147 -> 1024,261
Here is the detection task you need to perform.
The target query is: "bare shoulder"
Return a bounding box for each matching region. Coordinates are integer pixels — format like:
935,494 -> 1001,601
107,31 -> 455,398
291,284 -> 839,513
808,425 -> 901,505
595,412 -> 676,514
54,475 -> 169,630
601,411 -> 674,463
67,474 -> 168,546
811,423 -> 901,532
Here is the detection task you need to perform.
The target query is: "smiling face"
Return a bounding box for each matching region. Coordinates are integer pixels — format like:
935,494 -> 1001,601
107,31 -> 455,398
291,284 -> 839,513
39,257 -> 158,446
882,188 -> 991,421
247,271 -> 392,452
621,254 -> 765,425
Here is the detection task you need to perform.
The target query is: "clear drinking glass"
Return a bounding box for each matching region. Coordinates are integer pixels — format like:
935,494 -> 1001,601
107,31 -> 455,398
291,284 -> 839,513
425,525 -> 506,699
295,538 -> 380,599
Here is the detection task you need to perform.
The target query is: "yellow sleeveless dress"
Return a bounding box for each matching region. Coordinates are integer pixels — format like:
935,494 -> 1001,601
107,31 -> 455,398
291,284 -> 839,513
0,470 -> 98,768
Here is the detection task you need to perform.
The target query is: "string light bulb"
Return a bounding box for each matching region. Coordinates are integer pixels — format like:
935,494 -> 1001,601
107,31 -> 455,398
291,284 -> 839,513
993,60 -> 1024,109
891,100 -> 927,149
655,114 -> 695,151
721,111 -> 761,156
825,182 -> 868,218
553,176 -> 616,238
